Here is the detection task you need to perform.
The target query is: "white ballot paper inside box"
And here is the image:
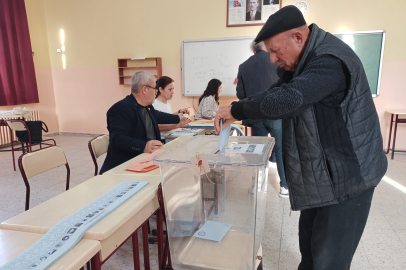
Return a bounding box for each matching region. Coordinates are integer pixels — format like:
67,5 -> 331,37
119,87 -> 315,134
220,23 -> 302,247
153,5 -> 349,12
227,144 -> 265,154
193,221 -> 232,242
218,119 -> 231,154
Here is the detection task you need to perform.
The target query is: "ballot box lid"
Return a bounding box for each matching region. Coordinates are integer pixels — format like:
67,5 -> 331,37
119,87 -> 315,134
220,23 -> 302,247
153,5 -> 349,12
153,135 -> 274,170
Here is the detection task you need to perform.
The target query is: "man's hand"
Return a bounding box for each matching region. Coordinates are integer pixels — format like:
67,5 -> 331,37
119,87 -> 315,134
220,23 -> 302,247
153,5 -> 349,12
214,106 -> 237,134
144,140 -> 163,153
177,114 -> 191,128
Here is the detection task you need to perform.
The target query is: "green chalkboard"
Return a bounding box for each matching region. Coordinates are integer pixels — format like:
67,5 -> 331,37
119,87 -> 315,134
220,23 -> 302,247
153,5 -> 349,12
333,31 -> 385,97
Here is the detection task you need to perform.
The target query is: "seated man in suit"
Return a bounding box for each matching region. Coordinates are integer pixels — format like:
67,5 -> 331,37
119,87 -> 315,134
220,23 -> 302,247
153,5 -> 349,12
100,71 -> 188,174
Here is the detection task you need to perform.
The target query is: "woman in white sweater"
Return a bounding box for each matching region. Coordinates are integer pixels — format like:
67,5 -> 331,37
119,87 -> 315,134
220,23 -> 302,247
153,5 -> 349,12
195,79 -> 222,120
152,76 -> 190,138
152,76 -> 189,115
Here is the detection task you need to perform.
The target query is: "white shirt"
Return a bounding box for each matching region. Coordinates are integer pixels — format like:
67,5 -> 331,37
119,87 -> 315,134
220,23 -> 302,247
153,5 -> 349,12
250,10 -> 257,20
152,99 -> 173,114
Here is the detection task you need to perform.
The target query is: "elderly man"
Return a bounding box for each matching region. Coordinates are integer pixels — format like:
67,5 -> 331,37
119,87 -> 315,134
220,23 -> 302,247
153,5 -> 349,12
216,5 -> 387,270
100,71 -> 188,174
246,0 -> 261,21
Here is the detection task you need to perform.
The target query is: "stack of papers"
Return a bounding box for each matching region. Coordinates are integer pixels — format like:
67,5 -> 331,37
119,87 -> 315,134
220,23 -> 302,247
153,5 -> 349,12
176,128 -> 204,133
126,149 -> 165,172
170,128 -> 204,137
171,132 -> 197,137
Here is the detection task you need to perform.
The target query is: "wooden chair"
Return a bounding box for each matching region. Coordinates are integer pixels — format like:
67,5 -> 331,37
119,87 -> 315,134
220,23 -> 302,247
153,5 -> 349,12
18,146 -> 70,211
5,119 -> 56,171
88,135 -> 109,176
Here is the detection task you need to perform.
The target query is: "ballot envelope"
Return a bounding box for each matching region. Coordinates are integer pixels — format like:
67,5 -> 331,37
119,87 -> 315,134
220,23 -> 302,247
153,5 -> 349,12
154,135 -> 274,270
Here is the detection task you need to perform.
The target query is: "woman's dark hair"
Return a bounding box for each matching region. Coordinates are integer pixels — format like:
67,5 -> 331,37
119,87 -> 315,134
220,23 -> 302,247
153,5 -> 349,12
198,79 -> 221,105
156,76 -> 174,98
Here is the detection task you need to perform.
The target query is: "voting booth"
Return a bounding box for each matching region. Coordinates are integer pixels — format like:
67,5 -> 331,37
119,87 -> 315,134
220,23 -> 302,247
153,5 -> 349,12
154,135 -> 274,270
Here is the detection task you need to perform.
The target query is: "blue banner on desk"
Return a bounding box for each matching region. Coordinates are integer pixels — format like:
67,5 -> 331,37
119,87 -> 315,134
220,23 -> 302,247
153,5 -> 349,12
0,181 -> 148,270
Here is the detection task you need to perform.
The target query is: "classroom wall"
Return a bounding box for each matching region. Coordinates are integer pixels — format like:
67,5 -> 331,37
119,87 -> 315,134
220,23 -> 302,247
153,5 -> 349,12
28,0 -> 406,149
0,0 -> 59,134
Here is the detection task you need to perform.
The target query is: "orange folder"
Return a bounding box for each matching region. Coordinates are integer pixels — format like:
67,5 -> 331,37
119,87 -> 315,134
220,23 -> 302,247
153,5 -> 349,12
125,149 -> 165,172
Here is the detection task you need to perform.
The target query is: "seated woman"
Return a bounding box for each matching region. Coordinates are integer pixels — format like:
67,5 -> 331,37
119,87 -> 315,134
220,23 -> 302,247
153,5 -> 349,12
153,76 -> 189,115
195,79 -> 222,120
152,76 -> 190,137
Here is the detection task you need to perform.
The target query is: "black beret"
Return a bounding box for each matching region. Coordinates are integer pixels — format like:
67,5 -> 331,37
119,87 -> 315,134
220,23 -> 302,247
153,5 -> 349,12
254,5 -> 306,43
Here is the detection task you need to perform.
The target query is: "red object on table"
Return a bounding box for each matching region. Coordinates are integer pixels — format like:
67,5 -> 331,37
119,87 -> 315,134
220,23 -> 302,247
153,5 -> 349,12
126,149 -> 165,172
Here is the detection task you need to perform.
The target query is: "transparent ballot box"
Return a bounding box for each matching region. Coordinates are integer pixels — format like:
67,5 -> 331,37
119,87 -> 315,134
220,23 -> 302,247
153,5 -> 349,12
154,135 -> 274,270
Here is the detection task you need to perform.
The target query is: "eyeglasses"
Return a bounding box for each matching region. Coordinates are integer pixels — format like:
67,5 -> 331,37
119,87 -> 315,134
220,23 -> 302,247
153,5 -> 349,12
144,85 -> 158,93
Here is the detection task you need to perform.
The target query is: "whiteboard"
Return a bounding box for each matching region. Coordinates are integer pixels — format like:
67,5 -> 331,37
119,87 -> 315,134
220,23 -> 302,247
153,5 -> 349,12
182,31 -> 385,97
182,36 -> 255,97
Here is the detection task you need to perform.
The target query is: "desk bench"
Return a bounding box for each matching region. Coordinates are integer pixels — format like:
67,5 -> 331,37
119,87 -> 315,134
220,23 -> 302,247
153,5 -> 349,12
0,174 -> 164,270
0,229 -> 101,270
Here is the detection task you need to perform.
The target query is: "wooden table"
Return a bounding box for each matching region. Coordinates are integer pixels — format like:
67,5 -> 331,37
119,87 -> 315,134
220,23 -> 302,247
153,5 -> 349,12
385,110 -> 406,159
0,229 -> 101,270
103,136 -> 192,176
0,174 -> 164,268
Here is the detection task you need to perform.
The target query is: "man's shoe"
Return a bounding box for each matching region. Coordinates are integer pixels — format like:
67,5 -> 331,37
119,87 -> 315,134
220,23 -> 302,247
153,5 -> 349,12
279,187 -> 289,198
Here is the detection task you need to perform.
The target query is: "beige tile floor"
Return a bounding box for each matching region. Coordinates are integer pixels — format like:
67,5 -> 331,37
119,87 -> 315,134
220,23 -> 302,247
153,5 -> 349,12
0,134 -> 405,269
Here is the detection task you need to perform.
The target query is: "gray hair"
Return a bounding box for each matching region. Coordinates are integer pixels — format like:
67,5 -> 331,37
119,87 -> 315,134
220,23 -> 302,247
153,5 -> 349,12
131,71 -> 155,93
250,41 -> 265,53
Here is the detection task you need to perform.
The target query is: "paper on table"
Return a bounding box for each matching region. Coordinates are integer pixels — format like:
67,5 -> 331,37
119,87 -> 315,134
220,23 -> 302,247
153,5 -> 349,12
125,149 -> 165,172
171,132 -> 197,137
226,144 -> 265,154
191,119 -> 214,123
175,128 -> 204,133
194,221 -> 232,242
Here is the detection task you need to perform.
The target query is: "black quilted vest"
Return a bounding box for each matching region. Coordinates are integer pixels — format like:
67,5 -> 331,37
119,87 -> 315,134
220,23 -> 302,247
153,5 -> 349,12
284,24 -> 388,211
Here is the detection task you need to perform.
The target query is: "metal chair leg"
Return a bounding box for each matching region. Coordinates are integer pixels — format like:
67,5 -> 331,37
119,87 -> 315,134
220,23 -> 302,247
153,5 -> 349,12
142,222 -> 151,270
132,230 -> 141,270
90,252 -> 101,270
10,128 -> 16,171
25,185 -> 30,211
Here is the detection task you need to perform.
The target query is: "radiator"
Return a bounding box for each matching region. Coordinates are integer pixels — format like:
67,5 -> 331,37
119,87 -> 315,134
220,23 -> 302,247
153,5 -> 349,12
0,110 -> 40,146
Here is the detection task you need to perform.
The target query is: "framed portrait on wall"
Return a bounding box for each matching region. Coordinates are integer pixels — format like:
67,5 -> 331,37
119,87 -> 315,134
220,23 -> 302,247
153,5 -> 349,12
227,0 -> 282,27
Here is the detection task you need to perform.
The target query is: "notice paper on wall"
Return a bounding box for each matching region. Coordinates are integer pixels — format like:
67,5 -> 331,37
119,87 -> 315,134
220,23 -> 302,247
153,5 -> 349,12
226,144 -> 265,154
194,221 -> 232,242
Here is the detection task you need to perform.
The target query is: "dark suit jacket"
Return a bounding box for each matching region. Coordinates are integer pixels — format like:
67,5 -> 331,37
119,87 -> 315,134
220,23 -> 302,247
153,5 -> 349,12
236,50 -> 278,126
246,11 -> 261,21
99,94 -> 180,174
